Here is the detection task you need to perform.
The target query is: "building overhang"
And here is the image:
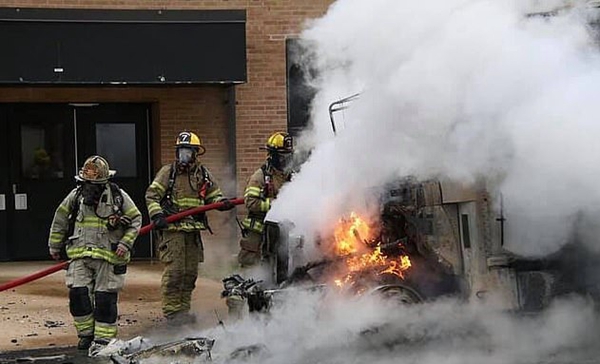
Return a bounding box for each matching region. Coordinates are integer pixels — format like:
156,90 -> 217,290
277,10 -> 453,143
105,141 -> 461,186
0,7 -> 247,85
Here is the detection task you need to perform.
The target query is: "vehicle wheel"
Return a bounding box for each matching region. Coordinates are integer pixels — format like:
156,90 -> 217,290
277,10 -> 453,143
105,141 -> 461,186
369,284 -> 423,304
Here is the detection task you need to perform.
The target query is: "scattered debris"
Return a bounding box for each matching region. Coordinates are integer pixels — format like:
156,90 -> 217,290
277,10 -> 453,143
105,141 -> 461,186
228,344 -> 270,362
15,354 -> 67,362
43,320 -> 64,328
88,336 -> 151,358
99,336 -> 215,363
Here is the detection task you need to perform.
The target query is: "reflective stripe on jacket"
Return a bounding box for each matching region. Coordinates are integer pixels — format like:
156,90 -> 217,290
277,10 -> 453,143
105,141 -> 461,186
145,162 -> 224,232
48,186 -> 142,264
241,166 -> 288,233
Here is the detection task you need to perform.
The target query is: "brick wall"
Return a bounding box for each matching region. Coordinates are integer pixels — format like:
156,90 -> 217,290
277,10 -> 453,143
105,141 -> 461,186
0,0 -> 335,261
0,0 -> 335,192
0,86 -> 232,186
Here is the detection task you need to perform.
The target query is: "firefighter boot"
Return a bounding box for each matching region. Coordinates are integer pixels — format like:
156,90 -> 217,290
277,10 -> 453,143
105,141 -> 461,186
88,338 -> 111,357
77,336 -> 94,350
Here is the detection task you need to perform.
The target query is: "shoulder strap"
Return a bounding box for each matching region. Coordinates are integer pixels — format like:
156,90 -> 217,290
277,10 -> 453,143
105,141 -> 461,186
196,165 -> 214,200
165,162 -> 177,201
260,164 -> 271,182
70,185 -> 83,219
200,165 -> 211,184
108,182 -> 124,211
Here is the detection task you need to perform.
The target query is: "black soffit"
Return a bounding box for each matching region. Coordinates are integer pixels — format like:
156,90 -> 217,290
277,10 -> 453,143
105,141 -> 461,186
0,7 -> 247,85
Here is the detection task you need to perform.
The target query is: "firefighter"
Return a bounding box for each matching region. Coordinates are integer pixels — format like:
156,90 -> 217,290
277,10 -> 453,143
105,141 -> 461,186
226,131 -> 294,319
145,131 -> 235,323
48,156 -> 142,351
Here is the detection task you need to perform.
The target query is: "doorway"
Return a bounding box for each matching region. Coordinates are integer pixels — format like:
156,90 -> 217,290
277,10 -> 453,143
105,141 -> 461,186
0,103 -> 152,261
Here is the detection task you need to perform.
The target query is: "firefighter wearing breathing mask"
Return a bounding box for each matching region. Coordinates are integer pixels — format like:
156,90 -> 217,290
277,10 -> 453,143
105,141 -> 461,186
145,131 -> 235,323
48,156 -> 142,351
226,131 -> 294,319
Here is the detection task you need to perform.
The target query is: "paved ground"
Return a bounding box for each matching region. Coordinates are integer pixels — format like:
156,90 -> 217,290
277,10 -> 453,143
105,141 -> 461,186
0,251 -> 238,355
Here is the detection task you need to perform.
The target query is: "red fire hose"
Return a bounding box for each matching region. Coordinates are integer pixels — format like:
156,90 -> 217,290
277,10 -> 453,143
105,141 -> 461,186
0,198 -> 243,293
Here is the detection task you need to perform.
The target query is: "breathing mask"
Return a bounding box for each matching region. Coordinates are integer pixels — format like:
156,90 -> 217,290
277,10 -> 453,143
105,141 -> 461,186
177,147 -> 196,168
81,182 -> 105,206
269,152 -> 293,172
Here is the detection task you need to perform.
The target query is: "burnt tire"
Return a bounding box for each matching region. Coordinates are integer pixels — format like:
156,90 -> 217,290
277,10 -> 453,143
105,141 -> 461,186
369,284 -> 424,304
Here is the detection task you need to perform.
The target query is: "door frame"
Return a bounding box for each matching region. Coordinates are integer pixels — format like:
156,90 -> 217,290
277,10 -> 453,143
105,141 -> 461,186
0,102 -> 153,261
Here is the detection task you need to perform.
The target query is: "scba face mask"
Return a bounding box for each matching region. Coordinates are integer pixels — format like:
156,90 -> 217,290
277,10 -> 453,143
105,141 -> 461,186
82,182 -> 105,206
177,147 -> 196,167
270,152 -> 293,171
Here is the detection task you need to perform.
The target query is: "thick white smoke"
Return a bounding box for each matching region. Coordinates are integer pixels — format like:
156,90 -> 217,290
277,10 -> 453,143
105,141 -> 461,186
181,290 -> 599,364
179,3 -> 600,364
269,0 -> 600,257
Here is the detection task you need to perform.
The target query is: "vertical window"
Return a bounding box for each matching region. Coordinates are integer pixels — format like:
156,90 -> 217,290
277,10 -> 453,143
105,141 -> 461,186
21,124 -> 65,180
461,214 -> 471,249
286,38 -> 317,137
96,123 -> 137,178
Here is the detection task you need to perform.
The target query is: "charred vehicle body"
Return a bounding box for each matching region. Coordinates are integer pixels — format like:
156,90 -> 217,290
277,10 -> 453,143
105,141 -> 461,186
223,93 -> 600,314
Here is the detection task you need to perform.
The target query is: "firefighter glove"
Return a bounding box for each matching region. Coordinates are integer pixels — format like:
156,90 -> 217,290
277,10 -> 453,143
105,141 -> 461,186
115,242 -> 129,257
106,215 -> 120,231
152,212 -> 169,230
119,215 -> 133,227
217,199 -> 236,211
49,248 -> 61,261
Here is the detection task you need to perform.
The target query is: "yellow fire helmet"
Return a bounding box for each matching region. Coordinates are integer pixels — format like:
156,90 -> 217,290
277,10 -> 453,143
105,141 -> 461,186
263,132 -> 293,154
77,155 -> 115,184
175,131 -> 206,155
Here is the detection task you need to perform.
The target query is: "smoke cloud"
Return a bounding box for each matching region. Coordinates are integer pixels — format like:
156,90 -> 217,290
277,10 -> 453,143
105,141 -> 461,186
269,0 -> 600,257
192,290 -> 599,364
173,3 -> 600,364
135,5 -> 600,363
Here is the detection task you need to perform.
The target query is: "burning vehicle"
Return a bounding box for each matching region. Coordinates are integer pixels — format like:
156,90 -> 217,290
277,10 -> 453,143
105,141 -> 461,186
225,167 -> 600,316
223,93 -> 600,315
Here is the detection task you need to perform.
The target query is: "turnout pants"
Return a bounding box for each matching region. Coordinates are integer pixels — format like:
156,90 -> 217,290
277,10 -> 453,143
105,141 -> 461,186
237,230 -> 262,268
157,230 -> 203,318
65,258 -> 125,340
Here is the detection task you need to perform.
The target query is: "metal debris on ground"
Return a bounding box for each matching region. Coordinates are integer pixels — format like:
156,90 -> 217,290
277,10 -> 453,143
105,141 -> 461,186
89,336 -> 215,363
14,354 -> 67,362
227,344 -> 270,362
89,336 -> 152,358
43,320 -> 65,328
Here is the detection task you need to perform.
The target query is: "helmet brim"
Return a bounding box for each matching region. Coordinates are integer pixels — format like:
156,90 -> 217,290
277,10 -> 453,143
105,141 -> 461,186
74,169 -> 115,184
177,145 -> 206,156
260,146 -> 293,154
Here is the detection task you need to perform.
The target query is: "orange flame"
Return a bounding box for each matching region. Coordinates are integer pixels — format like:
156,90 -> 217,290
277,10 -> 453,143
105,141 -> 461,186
332,212 -> 412,288
333,212 -> 370,256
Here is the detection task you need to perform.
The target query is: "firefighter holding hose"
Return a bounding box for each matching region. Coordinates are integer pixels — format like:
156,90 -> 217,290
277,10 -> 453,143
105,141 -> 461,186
145,131 -> 235,324
226,132 -> 294,319
48,156 -> 142,351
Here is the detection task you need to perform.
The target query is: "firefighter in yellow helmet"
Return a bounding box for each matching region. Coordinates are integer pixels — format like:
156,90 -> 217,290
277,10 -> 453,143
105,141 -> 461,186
145,131 -> 235,323
48,156 -> 142,351
226,131 -> 294,319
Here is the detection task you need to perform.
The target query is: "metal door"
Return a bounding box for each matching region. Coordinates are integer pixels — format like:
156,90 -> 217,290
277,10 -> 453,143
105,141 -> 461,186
1,104 -> 75,260
0,103 -> 152,261
74,103 -> 152,259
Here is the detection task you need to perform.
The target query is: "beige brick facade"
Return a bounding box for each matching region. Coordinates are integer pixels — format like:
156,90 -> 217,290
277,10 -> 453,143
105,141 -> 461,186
0,0 -> 334,197
0,1 -> 333,261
